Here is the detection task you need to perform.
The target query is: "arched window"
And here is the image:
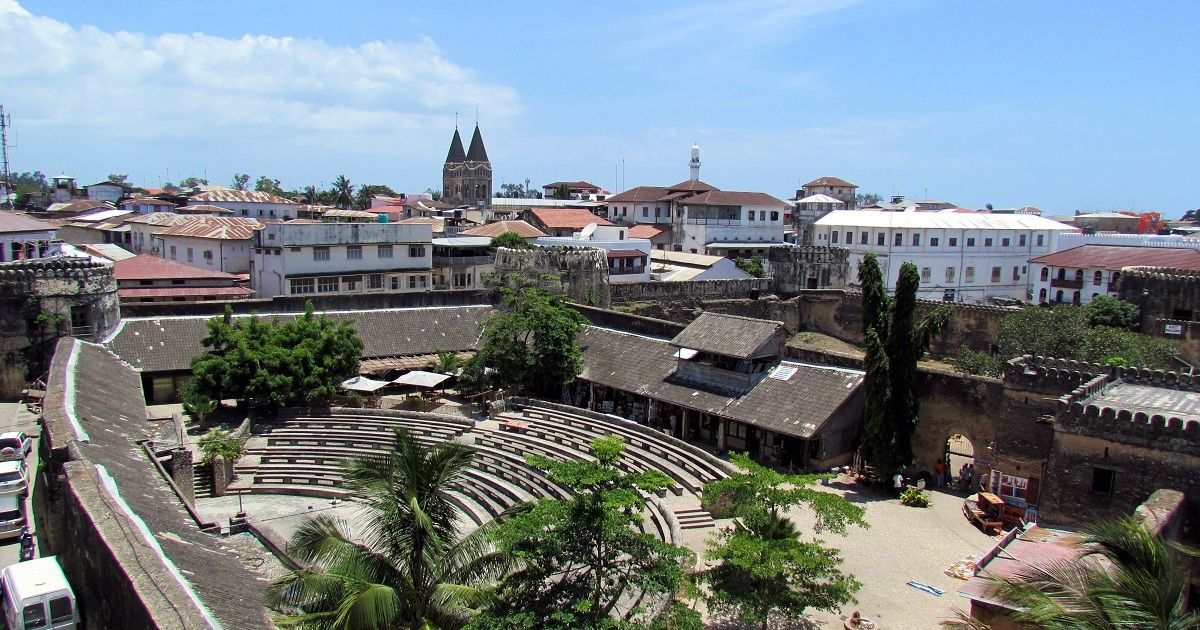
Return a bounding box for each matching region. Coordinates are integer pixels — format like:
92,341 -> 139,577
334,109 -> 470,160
1093,271 -> 1103,285
1092,292 -> 1100,300
1072,291 -> 1081,305
1039,288 -> 1047,303
1056,268 -> 1066,280
1074,269 -> 1084,282
1055,290 -> 1064,303
1040,267 -> 1048,281
1111,271 -> 1120,285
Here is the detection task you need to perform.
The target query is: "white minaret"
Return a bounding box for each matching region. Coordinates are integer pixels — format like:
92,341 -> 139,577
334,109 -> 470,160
689,143 -> 701,182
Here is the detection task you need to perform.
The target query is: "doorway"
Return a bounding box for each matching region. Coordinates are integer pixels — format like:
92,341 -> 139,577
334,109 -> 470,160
945,434 -> 976,489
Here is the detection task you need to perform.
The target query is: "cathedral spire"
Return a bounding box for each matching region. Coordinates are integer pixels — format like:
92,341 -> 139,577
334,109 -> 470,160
466,124 -> 489,162
445,128 -> 466,164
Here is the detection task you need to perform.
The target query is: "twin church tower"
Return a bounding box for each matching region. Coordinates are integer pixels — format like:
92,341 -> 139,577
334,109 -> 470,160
442,124 -> 492,207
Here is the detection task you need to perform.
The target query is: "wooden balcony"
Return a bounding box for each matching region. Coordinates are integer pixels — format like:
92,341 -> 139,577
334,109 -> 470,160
1050,278 -> 1083,289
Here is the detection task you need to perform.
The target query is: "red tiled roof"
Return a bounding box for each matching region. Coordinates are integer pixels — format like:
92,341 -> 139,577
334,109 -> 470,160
804,176 -> 857,188
118,286 -> 254,299
0,211 -> 56,234
628,224 -> 665,239
667,179 -> 719,192
530,208 -> 613,230
155,216 -> 262,240
606,249 -> 646,258
113,254 -> 242,281
461,220 -> 546,238
395,217 -> 446,233
543,180 -> 602,190
680,191 -> 788,207
605,186 -> 670,203
1029,245 -> 1200,272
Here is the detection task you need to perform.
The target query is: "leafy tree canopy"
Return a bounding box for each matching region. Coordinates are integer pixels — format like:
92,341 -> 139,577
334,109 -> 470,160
187,303 -> 364,409
353,184 -> 398,210
10,171 -> 48,196
231,173 -> 250,191
179,176 -> 209,188
196,428 -> 244,465
470,435 -> 692,630
734,256 -> 766,278
332,174 -> 354,209
489,232 -> 533,250
1083,295 -> 1140,331
254,176 -> 284,196
106,173 -> 129,185
855,192 -> 883,207
469,281 -> 586,392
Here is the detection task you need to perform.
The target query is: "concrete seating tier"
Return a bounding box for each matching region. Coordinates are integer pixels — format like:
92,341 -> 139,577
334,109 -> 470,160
515,405 -> 727,485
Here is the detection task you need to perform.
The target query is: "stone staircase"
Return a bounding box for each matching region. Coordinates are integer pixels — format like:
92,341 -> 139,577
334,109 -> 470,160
193,463 -> 214,500
674,507 -> 716,530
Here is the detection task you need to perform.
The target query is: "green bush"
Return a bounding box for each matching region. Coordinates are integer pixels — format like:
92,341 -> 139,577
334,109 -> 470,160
900,486 -> 930,508
197,428 -> 244,465
953,347 -> 1004,377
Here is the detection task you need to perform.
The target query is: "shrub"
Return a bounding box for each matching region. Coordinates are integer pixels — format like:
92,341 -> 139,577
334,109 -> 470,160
197,428 -> 244,465
900,486 -> 930,508
953,347 -> 1004,377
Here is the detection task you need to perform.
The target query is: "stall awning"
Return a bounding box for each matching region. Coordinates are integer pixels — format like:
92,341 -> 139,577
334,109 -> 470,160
392,370 -> 452,388
340,376 -> 390,393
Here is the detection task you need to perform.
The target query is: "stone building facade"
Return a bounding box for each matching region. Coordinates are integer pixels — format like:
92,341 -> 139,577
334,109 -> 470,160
442,125 -> 492,207
493,246 -> 611,308
767,245 -> 848,294
0,257 -> 120,397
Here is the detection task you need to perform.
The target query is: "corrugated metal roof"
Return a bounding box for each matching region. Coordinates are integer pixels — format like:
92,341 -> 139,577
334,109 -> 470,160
816,210 -> 1077,231
73,208 -> 133,222
155,217 -> 262,240
189,190 -> 296,205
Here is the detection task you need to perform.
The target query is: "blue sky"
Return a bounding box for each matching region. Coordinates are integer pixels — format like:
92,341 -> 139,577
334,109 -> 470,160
2,1 -> 1197,214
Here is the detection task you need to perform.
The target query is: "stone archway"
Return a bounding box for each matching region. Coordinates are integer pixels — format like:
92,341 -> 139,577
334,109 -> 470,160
945,433 -> 976,489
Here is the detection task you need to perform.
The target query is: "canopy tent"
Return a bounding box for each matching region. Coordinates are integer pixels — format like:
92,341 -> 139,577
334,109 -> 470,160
392,370 -> 452,389
340,376 -> 391,393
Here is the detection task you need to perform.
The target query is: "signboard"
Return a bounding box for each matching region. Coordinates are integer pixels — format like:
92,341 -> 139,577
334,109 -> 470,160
1165,323 -> 1184,336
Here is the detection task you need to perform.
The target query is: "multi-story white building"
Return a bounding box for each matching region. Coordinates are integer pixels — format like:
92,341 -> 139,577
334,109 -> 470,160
814,210 -> 1076,303
187,188 -> 299,221
1029,244 -> 1200,306
0,211 -> 58,262
432,236 -> 494,290
250,222 -> 433,298
154,216 -> 263,274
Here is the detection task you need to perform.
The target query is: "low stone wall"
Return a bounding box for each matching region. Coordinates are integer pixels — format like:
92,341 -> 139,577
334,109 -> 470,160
120,288 -> 491,318
571,304 -> 685,339
278,406 -> 475,428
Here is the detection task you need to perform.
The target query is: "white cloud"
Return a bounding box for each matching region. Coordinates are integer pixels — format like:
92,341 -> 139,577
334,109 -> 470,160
0,1 -> 519,147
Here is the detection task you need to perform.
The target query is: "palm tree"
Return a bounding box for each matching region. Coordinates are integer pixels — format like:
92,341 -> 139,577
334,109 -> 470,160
302,185 -> 319,205
947,517 -> 1199,630
268,428 -> 509,629
332,175 -> 354,209
425,351 -> 463,376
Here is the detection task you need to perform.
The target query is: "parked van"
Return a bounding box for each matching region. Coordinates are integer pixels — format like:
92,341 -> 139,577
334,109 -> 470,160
1,557 -> 78,629
0,494 -> 22,541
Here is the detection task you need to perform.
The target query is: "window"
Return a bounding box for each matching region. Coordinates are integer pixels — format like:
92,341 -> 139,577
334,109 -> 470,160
642,206 -> 649,217
1074,269 -> 1084,282
860,231 -> 868,245
1019,234 -> 1027,247
369,274 -> 383,290
1001,237 -> 1010,247
22,603 -> 46,629
1057,268 -> 1066,280
409,245 -> 426,258
390,276 -> 400,291
762,211 -> 768,221
921,267 -> 931,282
748,211 -> 755,221
1012,266 -> 1020,281
139,280 -> 152,286
378,245 -> 393,258
1093,271 -> 1103,285
203,250 -> 213,262
1056,289 -> 1064,302
289,247 -> 301,252
343,275 -> 361,291
966,237 -> 975,247
408,275 -> 417,289
965,267 -> 975,282
1039,288 -> 1047,302
912,233 -> 921,246
1091,468 -> 1116,495
770,211 -> 779,221
1073,291 -> 1081,305
831,231 -> 839,244
1036,234 -> 1045,247
948,237 -> 958,247
945,267 -> 956,283
1040,267 -> 1049,281
347,245 -> 362,260
655,207 -> 661,218
419,275 -> 428,288
893,232 -> 903,246
313,246 -> 330,261
186,247 -> 194,262
317,277 -> 339,293
48,596 -> 72,623
930,237 -> 939,247
289,278 -> 315,295
985,237 -> 994,247
845,231 -> 852,244
876,232 -> 886,246
991,266 -> 1001,282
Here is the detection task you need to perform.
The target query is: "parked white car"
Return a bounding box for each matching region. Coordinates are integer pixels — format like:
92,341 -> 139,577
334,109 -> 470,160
0,433 -> 32,462
1,556 -> 79,629
0,461 -> 28,496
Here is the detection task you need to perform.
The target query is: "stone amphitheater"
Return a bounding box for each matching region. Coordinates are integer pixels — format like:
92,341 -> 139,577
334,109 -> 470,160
220,399 -> 733,548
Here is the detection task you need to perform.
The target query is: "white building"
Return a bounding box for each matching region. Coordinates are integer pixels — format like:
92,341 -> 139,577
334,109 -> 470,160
124,213 -> 195,253
534,225 -> 652,282
432,236 -> 495,290
0,211 -> 58,262
187,189 -> 299,221
119,197 -> 178,215
814,210 -> 1076,303
83,181 -> 129,204
154,217 -> 262,274
1029,245 -> 1200,305
250,222 -> 434,298
649,250 -> 753,281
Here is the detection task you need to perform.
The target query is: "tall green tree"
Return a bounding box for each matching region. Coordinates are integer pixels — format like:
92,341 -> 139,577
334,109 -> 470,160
232,173 -> 250,191
700,454 -> 865,630
106,173 -> 129,185
857,254 -> 947,477
948,517 -> 1199,630
270,429 -> 510,630
332,175 -> 354,209
488,232 -> 532,250
1084,295 -> 1140,331
470,435 -> 693,629
179,176 -> 209,188
255,176 -> 285,196
471,281 -> 586,392
354,184 -> 399,210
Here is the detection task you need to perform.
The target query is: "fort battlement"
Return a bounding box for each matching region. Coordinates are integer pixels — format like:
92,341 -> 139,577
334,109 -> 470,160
0,256 -> 114,293
767,245 -> 849,264
1004,355 -> 1109,393
1119,266 -> 1200,286
1052,368 -> 1200,453
841,290 -> 1018,316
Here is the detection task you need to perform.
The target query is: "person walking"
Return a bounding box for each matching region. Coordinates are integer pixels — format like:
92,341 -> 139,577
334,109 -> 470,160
934,460 -> 946,487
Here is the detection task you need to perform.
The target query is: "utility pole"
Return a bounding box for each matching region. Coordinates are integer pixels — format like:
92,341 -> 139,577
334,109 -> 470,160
0,105 -> 12,209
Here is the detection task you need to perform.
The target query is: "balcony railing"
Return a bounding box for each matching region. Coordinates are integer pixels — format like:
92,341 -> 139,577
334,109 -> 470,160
433,254 -> 495,267
1050,278 -> 1083,289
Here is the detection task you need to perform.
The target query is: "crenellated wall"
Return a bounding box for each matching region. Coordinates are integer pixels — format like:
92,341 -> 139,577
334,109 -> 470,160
1117,266 -> 1200,361
494,246 -> 611,307
768,245 -> 849,295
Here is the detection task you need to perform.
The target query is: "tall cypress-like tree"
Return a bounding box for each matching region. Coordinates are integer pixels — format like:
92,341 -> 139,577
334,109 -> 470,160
857,255 -> 948,478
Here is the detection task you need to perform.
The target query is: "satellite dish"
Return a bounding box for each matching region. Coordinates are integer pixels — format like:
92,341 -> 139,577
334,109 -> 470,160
579,223 -> 597,240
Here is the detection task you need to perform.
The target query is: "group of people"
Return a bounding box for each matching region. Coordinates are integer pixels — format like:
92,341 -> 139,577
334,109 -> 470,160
925,460 -> 977,491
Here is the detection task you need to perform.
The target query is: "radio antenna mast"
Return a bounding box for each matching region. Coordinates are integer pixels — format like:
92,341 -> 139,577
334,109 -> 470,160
0,105 -> 11,209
